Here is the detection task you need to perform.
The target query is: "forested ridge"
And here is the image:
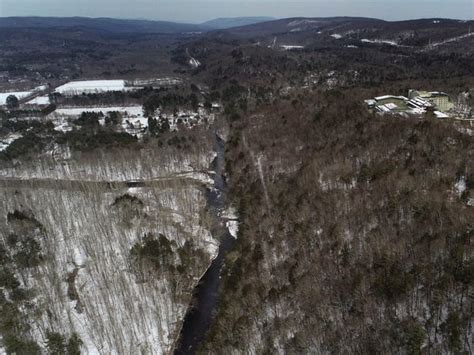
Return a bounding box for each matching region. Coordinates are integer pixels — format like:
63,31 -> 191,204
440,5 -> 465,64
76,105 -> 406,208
200,88 -> 473,353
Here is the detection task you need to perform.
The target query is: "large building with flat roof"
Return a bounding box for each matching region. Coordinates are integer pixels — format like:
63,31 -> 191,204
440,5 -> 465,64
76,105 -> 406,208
408,90 -> 454,112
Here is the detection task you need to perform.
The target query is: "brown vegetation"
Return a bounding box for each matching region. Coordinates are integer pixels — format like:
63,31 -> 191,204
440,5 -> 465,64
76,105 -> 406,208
201,89 -> 473,354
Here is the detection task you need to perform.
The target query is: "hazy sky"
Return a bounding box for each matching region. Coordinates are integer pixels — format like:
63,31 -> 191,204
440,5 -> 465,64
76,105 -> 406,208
1,0 -> 473,23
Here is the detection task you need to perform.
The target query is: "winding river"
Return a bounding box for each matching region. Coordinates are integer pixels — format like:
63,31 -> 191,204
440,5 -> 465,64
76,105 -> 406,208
174,132 -> 236,355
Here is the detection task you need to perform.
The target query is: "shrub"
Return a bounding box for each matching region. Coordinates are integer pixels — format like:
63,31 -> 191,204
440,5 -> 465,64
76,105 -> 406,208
66,333 -> 82,355
3,335 -> 41,355
441,311 -> 464,353
6,95 -> 19,110
403,319 -> 426,355
105,111 -> 122,126
373,258 -> 414,301
112,194 -> 143,207
0,267 -> 20,290
0,132 -> 44,160
7,210 -> 31,222
130,234 -> 174,271
12,236 -> 43,269
73,111 -> 101,127
58,129 -> 137,152
46,332 -> 66,355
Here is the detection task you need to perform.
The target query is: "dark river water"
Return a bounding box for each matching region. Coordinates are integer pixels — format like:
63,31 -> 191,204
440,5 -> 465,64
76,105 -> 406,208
174,133 -> 236,355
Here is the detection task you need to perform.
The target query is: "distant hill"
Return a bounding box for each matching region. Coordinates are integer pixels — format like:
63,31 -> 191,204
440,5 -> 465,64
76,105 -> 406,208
0,16 -> 210,34
201,17 -> 275,29
215,16 -> 473,49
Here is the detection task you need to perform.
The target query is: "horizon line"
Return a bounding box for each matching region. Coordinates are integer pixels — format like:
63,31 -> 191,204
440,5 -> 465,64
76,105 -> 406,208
0,15 -> 472,25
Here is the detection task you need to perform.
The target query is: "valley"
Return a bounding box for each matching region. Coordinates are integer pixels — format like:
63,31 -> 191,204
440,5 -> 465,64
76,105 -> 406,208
0,15 -> 473,354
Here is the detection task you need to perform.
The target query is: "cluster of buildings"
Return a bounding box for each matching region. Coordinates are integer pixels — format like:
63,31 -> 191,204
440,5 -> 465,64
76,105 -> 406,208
365,90 -> 457,119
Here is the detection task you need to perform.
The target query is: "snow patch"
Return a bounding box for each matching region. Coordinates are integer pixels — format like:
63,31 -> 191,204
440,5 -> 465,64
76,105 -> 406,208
429,32 -> 474,48
361,38 -> 399,46
0,133 -> 22,152
127,187 -> 144,195
226,220 -> 239,238
280,45 -> 305,50
455,176 -> 466,196
73,246 -> 87,266
189,58 -> 201,68
177,171 -> 214,186
221,206 -> 239,239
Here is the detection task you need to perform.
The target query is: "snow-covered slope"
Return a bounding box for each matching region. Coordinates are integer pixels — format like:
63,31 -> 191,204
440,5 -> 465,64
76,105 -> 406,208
0,143 -> 218,353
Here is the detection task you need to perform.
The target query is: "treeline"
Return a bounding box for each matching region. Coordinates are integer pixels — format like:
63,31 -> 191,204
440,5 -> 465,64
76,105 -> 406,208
143,92 -> 199,116
48,87 -> 168,107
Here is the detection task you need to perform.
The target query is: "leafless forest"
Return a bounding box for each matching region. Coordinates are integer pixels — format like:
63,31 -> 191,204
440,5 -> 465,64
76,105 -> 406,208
0,16 -> 472,354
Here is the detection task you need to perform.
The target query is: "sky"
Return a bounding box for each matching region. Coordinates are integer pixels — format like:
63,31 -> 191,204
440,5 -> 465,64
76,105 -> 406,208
0,0 -> 473,23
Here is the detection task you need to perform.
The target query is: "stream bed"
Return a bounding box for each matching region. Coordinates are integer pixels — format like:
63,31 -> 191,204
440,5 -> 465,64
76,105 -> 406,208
174,133 -> 236,354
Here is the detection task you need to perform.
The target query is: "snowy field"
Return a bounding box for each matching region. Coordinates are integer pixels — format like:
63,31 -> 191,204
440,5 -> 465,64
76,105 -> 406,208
0,85 -> 49,105
54,106 -> 143,116
55,80 -> 127,95
26,96 -> 50,105
0,91 -> 32,105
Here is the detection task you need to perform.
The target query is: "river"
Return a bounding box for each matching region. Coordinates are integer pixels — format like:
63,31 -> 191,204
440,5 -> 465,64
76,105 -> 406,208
174,132 -> 236,355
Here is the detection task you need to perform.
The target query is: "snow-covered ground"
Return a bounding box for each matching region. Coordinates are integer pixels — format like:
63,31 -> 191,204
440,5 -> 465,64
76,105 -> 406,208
0,85 -> 48,106
55,80 -> 127,95
280,45 -> 305,50
455,176 -> 466,196
0,174 -> 218,354
361,38 -> 399,46
48,106 -> 214,137
189,57 -> 201,68
26,95 -> 50,105
220,206 -> 239,239
429,32 -> 474,48
33,85 -> 48,92
0,126 -> 219,353
0,91 -> 32,105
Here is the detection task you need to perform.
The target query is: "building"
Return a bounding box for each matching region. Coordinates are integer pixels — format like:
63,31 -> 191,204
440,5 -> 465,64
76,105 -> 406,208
365,89 -> 455,118
408,90 -> 454,112
365,95 -> 409,113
